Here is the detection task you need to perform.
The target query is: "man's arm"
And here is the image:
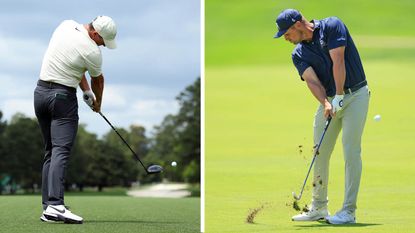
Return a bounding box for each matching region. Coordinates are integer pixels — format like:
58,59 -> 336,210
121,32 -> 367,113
79,74 -> 90,92
328,46 -> 346,115
302,67 -> 332,118
329,46 -> 346,95
79,74 -> 104,112
91,74 -> 104,112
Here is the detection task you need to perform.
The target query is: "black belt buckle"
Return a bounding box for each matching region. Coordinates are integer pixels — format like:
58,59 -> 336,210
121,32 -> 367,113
344,88 -> 353,95
344,80 -> 367,95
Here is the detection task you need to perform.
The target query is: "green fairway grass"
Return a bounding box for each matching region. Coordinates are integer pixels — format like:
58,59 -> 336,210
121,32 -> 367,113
0,196 -> 200,233
205,0 -> 415,232
206,0 -> 415,67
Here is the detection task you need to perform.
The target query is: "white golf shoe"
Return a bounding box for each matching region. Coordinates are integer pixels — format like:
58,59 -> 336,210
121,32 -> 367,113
43,205 -> 83,224
292,205 -> 329,221
40,212 -> 59,222
326,210 -> 356,224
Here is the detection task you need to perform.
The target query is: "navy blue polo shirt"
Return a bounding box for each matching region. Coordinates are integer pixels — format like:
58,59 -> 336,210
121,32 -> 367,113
292,17 -> 366,97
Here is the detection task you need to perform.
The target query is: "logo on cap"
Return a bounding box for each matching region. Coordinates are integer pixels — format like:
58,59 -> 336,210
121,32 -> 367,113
274,9 -> 302,38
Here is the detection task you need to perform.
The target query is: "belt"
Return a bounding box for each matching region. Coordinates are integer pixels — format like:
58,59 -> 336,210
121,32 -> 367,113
37,80 -> 76,93
344,80 -> 367,95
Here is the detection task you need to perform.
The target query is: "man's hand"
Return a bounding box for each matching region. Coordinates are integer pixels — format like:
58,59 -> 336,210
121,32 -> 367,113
331,94 -> 344,115
92,100 -> 101,113
323,99 -> 332,118
83,90 -> 95,109
83,90 -> 101,112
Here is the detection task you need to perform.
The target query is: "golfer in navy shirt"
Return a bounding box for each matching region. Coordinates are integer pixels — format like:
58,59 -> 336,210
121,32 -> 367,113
274,9 -> 370,224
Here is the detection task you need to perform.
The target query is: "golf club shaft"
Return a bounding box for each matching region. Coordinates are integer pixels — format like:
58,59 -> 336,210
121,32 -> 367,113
296,116 -> 332,200
98,111 -> 149,174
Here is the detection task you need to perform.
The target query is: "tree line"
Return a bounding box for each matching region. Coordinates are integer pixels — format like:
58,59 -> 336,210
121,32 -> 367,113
0,78 -> 200,193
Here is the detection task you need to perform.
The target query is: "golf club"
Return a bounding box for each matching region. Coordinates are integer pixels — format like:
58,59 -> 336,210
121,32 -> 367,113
292,115 -> 332,201
98,111 -> 163,174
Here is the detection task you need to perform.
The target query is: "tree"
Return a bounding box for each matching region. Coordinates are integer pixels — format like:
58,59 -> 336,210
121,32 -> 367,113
175,77 -> 201,182
0,111 -> 8,193
0,111 -> 6,134
148,78 -> 201,183
83,126 -> 146,191
127,125 -> 158,183
149,114 -> 181,181
2,113 -> 43,193
0,111 -> 7,172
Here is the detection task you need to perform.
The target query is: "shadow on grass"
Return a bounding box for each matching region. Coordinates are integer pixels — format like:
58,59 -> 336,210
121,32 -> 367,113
295,221 -> 382,228
86,220 -> 183,224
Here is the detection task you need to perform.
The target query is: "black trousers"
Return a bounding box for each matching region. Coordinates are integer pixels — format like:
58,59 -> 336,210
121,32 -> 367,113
34,80 -> 78,210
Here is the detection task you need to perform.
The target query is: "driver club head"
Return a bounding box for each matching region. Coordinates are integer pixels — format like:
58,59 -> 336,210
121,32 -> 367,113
147,165 -> 163,174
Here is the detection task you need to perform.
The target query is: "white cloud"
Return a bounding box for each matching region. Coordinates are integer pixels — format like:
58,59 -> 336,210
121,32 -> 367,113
132,99 -> 178,114
0,36 -> 46,76
0,74 -> 36,120
100,86 -> 128,109
1,99 -> 34,120
101,36 -> 200,88
76,84 -> 180,136
78,97 -> 179,137
91,84 -> 179,135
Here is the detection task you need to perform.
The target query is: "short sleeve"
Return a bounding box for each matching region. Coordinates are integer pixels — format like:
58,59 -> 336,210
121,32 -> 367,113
85,50 -> 102,77
326,17 -> 347,50
292,53 -> 310,81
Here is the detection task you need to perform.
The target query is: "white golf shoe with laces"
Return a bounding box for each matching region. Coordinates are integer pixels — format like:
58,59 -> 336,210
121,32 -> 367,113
43,205 -> 83,224
292,205 -> 329,221
326,210 -> 356,224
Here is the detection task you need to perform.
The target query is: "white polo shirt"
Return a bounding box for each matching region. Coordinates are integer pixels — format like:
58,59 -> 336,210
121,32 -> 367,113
40,20 -> 102,88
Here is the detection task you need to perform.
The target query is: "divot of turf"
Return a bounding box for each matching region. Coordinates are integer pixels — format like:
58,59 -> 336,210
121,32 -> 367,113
246,203 -> 270,224
292,200 -> 301,211
290,198 -> 309,213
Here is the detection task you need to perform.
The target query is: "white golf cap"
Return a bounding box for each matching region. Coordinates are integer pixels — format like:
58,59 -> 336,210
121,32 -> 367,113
92,15 -> 117,49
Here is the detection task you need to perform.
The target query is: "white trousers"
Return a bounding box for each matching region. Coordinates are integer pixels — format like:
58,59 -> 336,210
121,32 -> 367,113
312,85 -> 370,212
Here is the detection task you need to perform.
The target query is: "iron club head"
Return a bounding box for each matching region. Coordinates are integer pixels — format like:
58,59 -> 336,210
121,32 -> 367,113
292,191 -> 300,200
147,165 -> 163,174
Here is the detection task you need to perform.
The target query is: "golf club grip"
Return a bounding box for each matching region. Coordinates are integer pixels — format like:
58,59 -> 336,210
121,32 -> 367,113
98,112 -> 149,173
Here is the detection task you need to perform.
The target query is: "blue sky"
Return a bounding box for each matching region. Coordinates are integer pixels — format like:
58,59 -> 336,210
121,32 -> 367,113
0,0 -> 200,136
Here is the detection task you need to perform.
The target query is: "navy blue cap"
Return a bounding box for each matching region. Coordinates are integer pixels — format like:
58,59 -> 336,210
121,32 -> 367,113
274,9 -> 302,38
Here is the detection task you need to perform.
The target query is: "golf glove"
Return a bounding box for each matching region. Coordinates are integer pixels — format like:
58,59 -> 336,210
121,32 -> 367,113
331,95 -> 344,113
83,90 -> 95,109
